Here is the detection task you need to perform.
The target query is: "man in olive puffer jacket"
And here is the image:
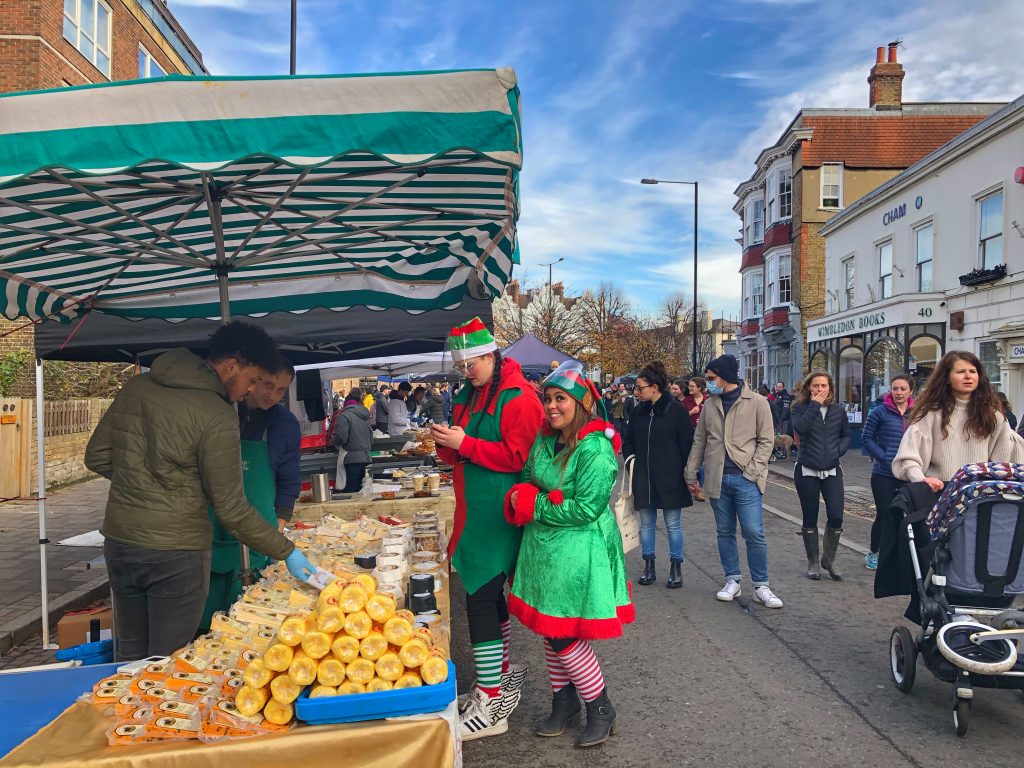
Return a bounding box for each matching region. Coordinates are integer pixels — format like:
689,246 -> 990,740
86,321 -> 313,660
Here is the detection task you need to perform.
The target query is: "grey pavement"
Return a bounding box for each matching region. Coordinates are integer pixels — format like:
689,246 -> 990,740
0,477 -> 110,661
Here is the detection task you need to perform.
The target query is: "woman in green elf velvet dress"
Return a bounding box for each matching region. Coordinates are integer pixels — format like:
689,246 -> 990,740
505,361 -> 634,748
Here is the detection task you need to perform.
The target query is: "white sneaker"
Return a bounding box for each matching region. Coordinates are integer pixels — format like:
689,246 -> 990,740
459,686 -> 520,741
458,663 -> 528,713
716,579 -> 741,601
753,585 -> 784,609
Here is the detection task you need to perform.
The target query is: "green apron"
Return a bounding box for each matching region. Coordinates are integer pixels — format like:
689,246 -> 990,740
198,438 -> 278,633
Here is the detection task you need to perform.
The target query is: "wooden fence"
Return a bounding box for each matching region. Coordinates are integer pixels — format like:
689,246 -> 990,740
44,400 -> 92,436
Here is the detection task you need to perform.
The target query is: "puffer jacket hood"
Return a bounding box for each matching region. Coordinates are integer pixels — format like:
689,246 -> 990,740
346,403 -> 372,421
149,348 -> 227,397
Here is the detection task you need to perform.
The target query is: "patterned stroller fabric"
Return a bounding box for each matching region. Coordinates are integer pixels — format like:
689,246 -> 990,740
926,462 -> 1024,541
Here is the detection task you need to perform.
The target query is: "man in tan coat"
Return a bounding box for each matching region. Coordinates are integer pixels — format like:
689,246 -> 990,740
685,355 -> 783,609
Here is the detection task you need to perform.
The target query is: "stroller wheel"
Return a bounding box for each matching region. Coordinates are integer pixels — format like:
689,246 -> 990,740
889,627 -> 917,693
953,698 -> 970,737
937,621 -> 1017,675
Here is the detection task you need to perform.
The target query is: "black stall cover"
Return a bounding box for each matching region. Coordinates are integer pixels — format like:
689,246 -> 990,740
34,300 -> 493,365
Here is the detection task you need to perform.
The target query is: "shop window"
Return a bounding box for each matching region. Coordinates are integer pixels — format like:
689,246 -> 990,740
978,191 -> 1003,270
877,241 -> 893,300
821,163 -> 842,209
865,338 -> 904,417
838,346 -> 863,423
778,168 -> 792,219
779,254 -> 791,304
978,340 -> 1002,391
770,345 -> 792,388
63,0 -> 112,77
909,336 -> 941,393
139,46 -> 167,79
809,348 -> 835,378
843,256 -> 855,310
745,350 -> 765,390
915,223 -> 933,292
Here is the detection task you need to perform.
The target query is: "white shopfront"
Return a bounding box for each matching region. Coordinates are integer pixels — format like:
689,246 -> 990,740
813,93 -> 1024,421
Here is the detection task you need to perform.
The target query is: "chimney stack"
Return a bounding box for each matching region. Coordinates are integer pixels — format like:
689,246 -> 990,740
868,42 -> 905,110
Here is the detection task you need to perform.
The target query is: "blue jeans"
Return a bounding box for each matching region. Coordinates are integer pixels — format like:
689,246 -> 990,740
709,474 -> 770,586
639,507 -> 683,560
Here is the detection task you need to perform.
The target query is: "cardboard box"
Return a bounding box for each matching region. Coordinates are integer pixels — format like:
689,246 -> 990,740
57,606 -> 113,649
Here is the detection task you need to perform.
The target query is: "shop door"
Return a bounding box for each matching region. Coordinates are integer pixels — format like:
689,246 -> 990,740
0,399 -> 30,499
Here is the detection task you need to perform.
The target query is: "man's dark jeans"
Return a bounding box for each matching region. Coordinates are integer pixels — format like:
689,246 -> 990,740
104,538 -> 211,661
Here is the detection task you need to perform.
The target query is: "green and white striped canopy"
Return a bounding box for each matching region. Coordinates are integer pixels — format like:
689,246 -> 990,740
0,69 -> 521,321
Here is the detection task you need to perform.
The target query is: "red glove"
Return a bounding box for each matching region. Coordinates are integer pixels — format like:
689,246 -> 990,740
505,482 -> 540,526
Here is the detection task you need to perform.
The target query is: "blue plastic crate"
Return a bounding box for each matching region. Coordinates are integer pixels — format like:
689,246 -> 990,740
54,639 -> 113,665
295,661 -> 456,724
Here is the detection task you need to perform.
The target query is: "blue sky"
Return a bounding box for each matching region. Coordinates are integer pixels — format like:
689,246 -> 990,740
169,0 -> 1024,321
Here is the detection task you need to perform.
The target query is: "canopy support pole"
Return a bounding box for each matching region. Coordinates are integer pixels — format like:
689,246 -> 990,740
35,358 -> 57,650
208,191 -> 255,586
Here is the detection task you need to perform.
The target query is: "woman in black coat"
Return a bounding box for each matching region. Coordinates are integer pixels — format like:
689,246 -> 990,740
791,370 -> 851,581
622,361 -> 694,590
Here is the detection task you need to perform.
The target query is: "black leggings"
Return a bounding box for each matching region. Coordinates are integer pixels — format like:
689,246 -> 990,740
465,572 -> 509,645
793,464 -> 845,529
869,474 -> 906,553
547,637 -> 578,653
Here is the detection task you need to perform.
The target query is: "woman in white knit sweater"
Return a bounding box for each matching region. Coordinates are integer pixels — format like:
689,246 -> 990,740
893,350 -> 1024,488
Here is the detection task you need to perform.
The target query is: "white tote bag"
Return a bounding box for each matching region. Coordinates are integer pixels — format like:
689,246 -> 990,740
612,456 -> 639,554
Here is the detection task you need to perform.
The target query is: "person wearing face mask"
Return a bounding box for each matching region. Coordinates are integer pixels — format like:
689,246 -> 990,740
681,377 -> 708,500
431,318 -> 545,741
504,362 -> 633,747
85,322 -> 314,660
684,355 -> 783,608
622,361 -> 694,589
893,351 -> 1024,489
790,371 -> 851,581
860,374 -> 914,571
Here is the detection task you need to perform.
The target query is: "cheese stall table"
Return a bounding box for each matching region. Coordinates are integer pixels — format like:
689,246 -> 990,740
1,517 -> 457,768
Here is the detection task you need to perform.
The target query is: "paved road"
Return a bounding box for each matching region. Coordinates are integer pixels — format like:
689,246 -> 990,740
452,474 -> 1024,767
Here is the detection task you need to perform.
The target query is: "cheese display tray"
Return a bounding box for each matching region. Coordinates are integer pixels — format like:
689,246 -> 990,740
295,661 -> 456,724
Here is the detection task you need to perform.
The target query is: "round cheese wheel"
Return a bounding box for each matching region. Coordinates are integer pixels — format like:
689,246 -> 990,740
316,658 -> 347,687
270,674 -> 302,704
374,651 -> 404,682
399,638 -> 429,668
366,678 -> 394,693
338,585 -> 368,614
383,616 -> 413,647
394,672 -> 423,689
316,606 -> 345,634
331,634 -> 361,663
337,681 -> 366,695
359,631 -> 388,662
263,643 -> 295,673
309,685 -> 337,699
300,630 -> 333,660
242,657 -> 275,689
353,573 -> 377,595
263,698 -> 293,725
234,684 -> 269,716
277,615 -> 307,646
345,657 -> 375,685
287,650 -> 317,686
420,656 -> 449,685
343,611 -> 372,640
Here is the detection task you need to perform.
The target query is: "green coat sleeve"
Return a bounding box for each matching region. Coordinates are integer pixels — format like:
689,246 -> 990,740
198,407 -> 294,561
533,439 -> 618,528
84,405 -> 114,480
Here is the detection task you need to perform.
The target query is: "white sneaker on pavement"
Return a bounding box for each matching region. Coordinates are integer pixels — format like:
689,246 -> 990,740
716,579 -> 741,601
753,585 -> 784,608
459,686 -> 521,741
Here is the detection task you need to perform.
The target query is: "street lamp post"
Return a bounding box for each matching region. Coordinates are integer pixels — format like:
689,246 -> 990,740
538,258 -> 565,347
290,0 -> 297,75
539,256 -> 565,288
641,178 -> 699,375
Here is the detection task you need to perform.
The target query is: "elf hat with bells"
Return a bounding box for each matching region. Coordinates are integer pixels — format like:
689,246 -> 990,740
540,361 -> 619,444
446,316 -> 497,363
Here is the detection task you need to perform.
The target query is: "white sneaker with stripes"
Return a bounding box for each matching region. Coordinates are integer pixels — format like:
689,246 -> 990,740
457,663 -> 528,713
458,686 -> 521,741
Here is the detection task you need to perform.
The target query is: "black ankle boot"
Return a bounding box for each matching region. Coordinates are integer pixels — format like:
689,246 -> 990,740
638,556 -> 655,586
666,558 -> 682,589
535,683 -> 581,737
576,688 -> 616,747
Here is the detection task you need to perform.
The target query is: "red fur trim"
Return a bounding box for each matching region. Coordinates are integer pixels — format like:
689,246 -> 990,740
508,594 -> 635,641
578,420 -> 622,452
547,489 -> 565,505
510,482 -> 539,526
502,484 -> 517,525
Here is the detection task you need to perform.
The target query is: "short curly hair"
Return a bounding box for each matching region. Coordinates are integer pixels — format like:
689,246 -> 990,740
207,321 -> 278,372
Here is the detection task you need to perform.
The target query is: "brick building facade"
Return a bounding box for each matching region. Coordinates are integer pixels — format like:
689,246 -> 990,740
733,44 -> 1003,392
0,0 -> 206,358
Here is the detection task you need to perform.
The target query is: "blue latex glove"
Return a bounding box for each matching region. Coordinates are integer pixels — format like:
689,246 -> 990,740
285,548 -> 315,582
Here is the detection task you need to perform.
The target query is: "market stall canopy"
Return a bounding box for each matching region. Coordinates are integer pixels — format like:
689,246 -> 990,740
0,69 -> 522,322
502,333 -> 581,373
32,299 -> 492,365
297,351 -> 456,380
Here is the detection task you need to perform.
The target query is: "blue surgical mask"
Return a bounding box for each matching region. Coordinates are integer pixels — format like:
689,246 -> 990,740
706,380 -> 724,395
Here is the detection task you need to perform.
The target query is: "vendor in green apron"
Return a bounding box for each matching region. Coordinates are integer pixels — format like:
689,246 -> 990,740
199,356 -> 301,632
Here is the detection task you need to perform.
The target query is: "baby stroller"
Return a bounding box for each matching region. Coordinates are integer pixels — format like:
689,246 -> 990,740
888,462 -> 1024,736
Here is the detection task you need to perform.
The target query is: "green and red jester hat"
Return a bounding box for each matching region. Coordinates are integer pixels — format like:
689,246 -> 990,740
541,361 -> 621,451
446,316 -> 497,362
